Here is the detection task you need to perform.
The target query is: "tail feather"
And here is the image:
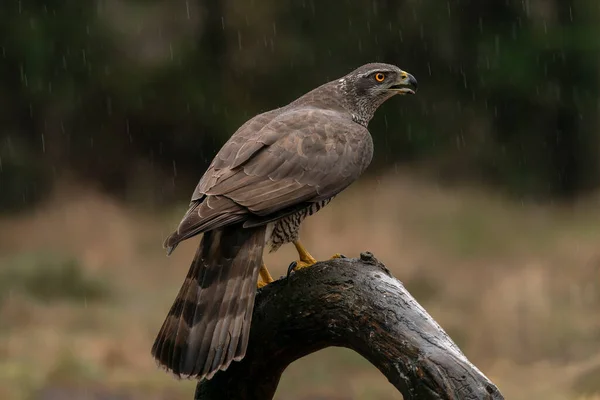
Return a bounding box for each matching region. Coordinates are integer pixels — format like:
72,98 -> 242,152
233,261 -> 258,361
151,224 -> 266,380
204,248 -> 252,376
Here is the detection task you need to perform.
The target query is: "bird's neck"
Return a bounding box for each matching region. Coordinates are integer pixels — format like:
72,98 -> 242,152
336,79 -> 382,127
289,80 -> 374,127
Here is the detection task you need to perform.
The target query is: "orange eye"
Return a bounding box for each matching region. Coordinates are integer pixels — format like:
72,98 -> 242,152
375,73 -> 385,82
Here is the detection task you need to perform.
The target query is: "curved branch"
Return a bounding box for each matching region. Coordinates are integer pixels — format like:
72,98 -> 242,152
194,252 -> 504,400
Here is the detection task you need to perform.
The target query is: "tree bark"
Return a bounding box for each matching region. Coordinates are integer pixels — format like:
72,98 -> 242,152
194,252 -> 504,400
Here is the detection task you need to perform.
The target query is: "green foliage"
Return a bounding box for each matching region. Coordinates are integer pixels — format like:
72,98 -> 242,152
1,0 -> 599,207
0,252 -> 112,303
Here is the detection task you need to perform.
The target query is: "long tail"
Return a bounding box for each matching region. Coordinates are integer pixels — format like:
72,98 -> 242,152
151,224 -> 266,380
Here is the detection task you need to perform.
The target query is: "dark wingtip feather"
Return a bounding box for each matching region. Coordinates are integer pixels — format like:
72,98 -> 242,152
165,245 -> 176,256
163,232 -> 181,255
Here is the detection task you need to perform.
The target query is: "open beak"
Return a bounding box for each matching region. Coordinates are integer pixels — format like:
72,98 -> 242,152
390,71 -> 418,95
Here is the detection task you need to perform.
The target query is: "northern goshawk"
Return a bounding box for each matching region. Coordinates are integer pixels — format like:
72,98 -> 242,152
152,63 -> 418,380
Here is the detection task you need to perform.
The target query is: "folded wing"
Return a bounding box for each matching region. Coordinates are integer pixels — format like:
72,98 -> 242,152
165,107 -> 372,252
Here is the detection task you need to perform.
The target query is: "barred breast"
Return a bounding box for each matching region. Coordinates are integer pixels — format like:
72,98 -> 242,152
266,197 -> 334,252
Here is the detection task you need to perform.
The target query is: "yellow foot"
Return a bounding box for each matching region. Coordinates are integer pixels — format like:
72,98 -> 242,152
292,258 -> 317,271
330,253 -> 346,259
292,240 -> 317,267
286,259 -> 316,278
286,240 -> 318,278
257,263 -> 274,289
257,280 -> 268,289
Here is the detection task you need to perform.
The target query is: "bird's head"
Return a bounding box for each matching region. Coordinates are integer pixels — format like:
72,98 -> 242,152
338,62 -> 417,125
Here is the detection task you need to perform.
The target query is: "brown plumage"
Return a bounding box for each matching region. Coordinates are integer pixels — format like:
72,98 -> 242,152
152,63 -> 418,380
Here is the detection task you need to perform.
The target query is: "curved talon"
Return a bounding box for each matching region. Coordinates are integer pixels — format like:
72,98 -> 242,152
287,261 -> 297,279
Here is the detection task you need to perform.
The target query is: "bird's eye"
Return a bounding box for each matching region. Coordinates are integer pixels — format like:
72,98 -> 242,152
375,73 -> 385,82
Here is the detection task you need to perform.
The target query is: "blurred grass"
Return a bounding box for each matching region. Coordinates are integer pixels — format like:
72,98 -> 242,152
574,364 -> 600,397
0,174 -> 599,399
0,253 -> 112,304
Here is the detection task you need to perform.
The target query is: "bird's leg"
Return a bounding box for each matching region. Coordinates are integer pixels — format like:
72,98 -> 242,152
257,263 -> 274,289
291,240 -> 317,271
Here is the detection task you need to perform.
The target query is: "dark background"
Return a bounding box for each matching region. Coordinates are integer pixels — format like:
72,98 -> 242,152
2,0 -> 599,212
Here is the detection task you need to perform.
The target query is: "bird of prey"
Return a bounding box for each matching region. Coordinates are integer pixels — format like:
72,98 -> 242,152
151,62 -> 418,380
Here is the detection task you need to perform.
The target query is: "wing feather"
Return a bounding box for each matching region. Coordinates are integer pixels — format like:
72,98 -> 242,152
166,107 -> 373,250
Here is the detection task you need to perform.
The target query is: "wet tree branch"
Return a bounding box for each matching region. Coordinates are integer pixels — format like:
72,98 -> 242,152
194,252 -> 504,400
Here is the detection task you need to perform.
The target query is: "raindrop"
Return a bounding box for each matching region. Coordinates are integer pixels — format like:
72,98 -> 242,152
126,119 -> 132,143
20,64 -> 28,87
221,16 -> 225,30
41,134 -> 46,153
0,155 -> 2,172
495,35 -> 500,56
169,43 -> 174,61
173,161 -> 178,177
186,0 -> 191,19
238,30 -> 242,50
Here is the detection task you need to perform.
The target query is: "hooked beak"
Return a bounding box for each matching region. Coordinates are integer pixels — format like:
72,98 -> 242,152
390,71 -> 418,95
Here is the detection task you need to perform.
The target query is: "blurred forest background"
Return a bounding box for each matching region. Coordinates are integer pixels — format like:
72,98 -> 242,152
1,0 -> 600,399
